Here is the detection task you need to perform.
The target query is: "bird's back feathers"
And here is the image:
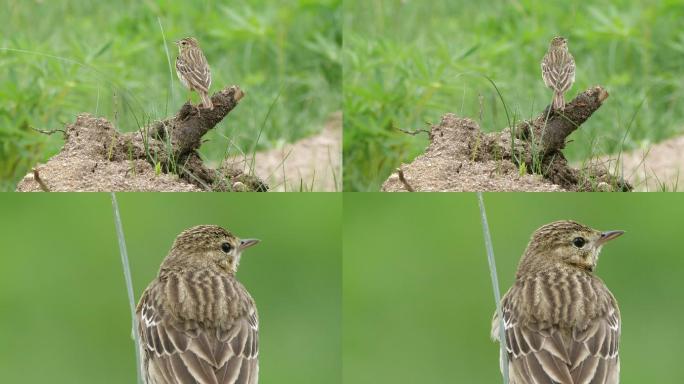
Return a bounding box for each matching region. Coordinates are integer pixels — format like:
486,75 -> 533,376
137,268 -> 258,384
493,269 -> 620,384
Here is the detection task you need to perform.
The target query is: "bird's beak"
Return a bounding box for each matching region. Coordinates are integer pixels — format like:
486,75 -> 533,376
596,230 -> 624,246
239,238 -> 260,251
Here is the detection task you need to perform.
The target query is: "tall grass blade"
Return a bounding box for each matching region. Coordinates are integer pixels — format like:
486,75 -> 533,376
110,193 -> 143,384
476,192 -> 509,384
157,16 -> 174,115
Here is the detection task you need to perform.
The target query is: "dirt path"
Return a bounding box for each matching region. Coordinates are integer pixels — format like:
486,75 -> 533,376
254,112 -> 341,192
604,135 -> 684,191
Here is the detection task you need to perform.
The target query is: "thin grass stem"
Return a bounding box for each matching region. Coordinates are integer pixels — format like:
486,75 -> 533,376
476,192 -> 509,384
157,16 -> 174,115
110,193 -> 143,384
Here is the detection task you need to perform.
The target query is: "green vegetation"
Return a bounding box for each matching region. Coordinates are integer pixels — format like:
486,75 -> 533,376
0,0 -> 341,190
344,193 -> 684,382
344,0 -> 684,191
0,193 -> 341,383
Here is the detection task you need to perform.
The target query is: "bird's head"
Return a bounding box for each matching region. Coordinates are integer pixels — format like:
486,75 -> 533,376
175,37 -> 199,52
520,220 -> 623,274
550,36 -> 568,49
164,225 -> 259,274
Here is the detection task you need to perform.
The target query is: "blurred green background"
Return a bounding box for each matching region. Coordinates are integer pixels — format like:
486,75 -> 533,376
0,193 -> 341,383
344,193 -> 684,382
343,0 -> 684,191
0,0 -> 341,191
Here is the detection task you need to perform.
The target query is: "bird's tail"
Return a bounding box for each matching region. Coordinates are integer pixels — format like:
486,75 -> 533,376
553,91 -> 565,111
200,92 -> 213,110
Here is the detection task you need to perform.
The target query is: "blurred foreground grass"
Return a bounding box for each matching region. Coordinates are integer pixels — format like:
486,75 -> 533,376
343,0 -> 684,191
0,0 -> 341,190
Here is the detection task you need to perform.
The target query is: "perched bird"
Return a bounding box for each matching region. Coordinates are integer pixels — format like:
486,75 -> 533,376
136,225 -> 260,384
176,37 -> 213,109
492,220 -> 623,384
541,36 -> 576,111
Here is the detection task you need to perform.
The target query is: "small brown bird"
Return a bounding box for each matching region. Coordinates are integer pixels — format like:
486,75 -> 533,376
176,37 -> 213,109
136,225 -> 260,384
492,220 -> 623,384
541,36 -> 576,111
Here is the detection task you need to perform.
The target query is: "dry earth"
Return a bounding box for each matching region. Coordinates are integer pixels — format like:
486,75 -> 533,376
597,135 -> 684,192
16,109 -> 341,192
253,112 -> 341,192
382,87 -> 630,192
15,86 -> 341,192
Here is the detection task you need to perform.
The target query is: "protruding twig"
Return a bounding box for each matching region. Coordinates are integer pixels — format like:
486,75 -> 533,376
396,167 -> 415,192
396,127 -> 430,136
32,126 -> 68,139
32,168 -> 50,192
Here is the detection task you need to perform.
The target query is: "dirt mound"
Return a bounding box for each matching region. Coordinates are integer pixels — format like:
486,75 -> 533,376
16,86 -> 266,192
253,112 -> 341,191
382,86 -> 631,192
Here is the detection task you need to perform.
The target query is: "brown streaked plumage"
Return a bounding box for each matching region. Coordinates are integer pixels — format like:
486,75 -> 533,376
541,36 -> 576,111
136,225 -> 260,384
176,37 -> 213,109
492,220 -> 623,384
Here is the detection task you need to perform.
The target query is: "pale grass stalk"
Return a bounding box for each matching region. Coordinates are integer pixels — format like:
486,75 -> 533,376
111,193 -> 143,384
476,192 -> 509,384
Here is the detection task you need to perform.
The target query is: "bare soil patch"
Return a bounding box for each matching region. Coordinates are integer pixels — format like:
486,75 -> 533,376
252,112 -> 341,192
17,86 -> 266,192
596,135 -> 684,191
382,86 -> 631,192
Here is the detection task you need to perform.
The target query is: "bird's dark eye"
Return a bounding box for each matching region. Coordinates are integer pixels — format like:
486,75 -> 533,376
221,242 -> 233,253
572,237 -> 586,248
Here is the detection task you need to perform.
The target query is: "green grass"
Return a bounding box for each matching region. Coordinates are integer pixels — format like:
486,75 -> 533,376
343,0 -> 684,191
0,0 -> 341,191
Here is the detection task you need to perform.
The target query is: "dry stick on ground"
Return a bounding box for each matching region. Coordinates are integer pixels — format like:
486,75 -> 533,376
382,86 -> 631,192
515,86 -> 629,190
517,86 -> 609,154
152,86 -> 244,159
396,167 -> 415,192
17,85 -> 268,192
32,168 -> 50,192
147,85 -> 267,191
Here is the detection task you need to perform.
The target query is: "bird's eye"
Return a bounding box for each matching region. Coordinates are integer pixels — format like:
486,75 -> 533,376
572,237 -> 586,248
221,242 -> 233,253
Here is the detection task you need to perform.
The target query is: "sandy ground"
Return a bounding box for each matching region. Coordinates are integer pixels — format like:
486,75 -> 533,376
253,112 -> 341,192
16,114 -> 202,192
17,110 -> 341,192
600,135 -> 684,192
380,114 -> 617,192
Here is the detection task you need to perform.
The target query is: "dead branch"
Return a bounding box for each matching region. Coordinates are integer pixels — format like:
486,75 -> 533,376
516,86 -> 610,155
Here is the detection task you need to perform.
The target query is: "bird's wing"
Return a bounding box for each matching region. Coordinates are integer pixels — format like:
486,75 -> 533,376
541,53 -> 554,88
541,51 -> 575,93
176,50 -> 212,93
499,294 -> 620,384
137,280 -> 259,384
